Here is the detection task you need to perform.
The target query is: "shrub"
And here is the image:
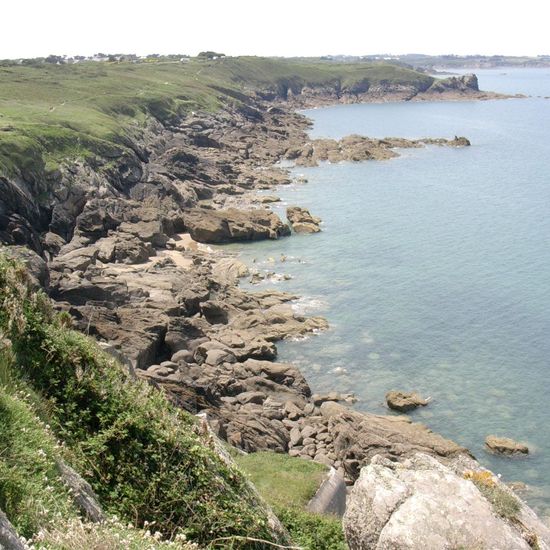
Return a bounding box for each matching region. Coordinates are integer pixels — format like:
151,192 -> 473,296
274,507 -> 347,550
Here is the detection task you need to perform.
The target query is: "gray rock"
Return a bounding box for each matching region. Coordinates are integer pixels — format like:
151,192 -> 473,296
56,459 -> 105,523
183,207 -> 290,243
0,508 -> 28,550
2,245 -> 49,289
171,349 -> 193,363
284,400 -> 304,421
145,365 -> 174,377
301,425 -> 317,439
286,206 -> 322,234
289,427 -> 303,447
343,453 -> 548,550
307,468 -> 347,517
205,348 -> 236,366
237,391 -> 267,405
160,361 -> 179,370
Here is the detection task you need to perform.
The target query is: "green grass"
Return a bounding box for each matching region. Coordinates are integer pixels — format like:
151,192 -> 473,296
234,451 -> 329,508
0,367 -> 77,538
0,252 -> 283,548
0,57 -> 434,181
235,451 -> 348,550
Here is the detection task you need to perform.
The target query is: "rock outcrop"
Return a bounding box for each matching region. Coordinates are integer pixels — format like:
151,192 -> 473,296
288,134 -> 470,167
183,207 -> 290,243
427,73 -> 479,94
386,391 -> 430,412
485,435 -> 529,456
56,459 -> 105,523
344,453 -> 550,550
286,206 -> 322,233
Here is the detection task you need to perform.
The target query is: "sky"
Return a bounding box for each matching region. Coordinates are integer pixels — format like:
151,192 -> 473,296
2,0 -> 549,59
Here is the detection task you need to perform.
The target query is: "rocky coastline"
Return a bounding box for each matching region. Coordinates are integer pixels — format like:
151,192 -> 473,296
2,70 -> 548,547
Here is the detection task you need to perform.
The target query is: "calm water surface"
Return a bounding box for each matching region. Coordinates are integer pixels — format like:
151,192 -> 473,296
225,69 -> 550,512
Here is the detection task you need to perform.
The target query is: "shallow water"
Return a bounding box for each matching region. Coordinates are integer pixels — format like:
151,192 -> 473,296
224,69 -> 550,513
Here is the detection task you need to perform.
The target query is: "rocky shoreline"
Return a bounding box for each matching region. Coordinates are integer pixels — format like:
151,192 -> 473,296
3,71 -> 549,547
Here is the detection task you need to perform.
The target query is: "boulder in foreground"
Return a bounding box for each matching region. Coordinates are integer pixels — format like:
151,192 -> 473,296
344,453 -> 550,550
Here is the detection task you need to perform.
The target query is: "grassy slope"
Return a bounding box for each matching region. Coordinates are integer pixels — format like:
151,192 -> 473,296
235,452 -> 348,550
0,57 -> 434,178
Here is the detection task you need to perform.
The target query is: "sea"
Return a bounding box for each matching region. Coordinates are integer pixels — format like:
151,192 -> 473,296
223,69 -> 550,513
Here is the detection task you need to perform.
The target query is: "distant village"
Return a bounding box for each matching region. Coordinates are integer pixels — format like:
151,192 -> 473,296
0,51 -> 226,66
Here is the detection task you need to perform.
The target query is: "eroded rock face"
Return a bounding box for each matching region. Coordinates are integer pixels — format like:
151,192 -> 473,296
344,453 -> 550,550
2,245 -> 49,290
485,435 -> 529,456
427,73 -> 480,94
183,207 -> 290,243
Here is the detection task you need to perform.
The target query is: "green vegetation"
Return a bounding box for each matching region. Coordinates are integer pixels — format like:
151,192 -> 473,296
464,470 -> 521,520
0,361 -> 77,538
31,517 -> 198,550
235,451 -> 348,550
0,56 -> 434,180
0,253 -> 283,548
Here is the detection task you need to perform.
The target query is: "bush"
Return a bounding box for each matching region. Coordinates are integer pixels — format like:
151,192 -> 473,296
274,507 -> 347,550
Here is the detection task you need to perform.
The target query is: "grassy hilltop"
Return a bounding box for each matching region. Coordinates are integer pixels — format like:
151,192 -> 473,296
0,56 -> 433,178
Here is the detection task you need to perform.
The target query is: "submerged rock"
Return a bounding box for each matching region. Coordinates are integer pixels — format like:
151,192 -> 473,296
485,435 -> 529,456
386,390 -> 429,412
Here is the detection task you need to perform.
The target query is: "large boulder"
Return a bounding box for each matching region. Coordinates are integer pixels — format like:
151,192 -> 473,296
344,453 -> 550,550
183,207 -> 290,243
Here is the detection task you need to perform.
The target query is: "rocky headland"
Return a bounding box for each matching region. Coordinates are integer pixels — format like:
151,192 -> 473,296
0,57 -> 543,548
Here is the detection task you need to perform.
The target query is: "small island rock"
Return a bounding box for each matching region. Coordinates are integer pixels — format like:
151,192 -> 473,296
485,435 -> 529,456
286,206 -> 322,233
386,391 -> 429,412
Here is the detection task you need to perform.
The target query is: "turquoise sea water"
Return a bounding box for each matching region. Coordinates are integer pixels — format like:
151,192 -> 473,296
226,69 -> 550,512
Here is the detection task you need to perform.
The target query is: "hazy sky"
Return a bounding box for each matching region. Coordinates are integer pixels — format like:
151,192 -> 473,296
3,0 -> 549,59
